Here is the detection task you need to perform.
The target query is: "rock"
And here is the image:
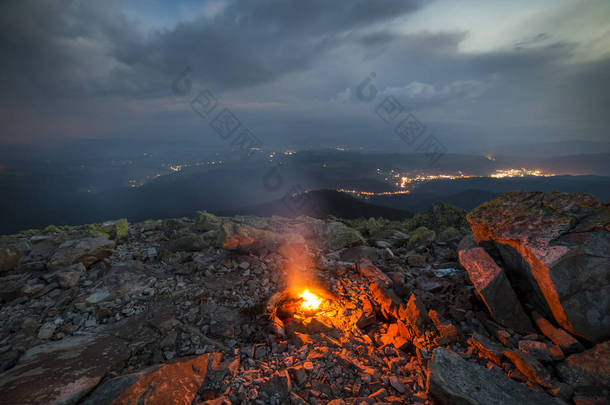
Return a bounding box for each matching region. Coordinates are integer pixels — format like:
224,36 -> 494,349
429,310 -> 459,342
531,311 -> 584,354
407,226 -> 436,249
411,201 -> 469,232
0,244 -> 22,272
86,289 -> 111,304
402,293 -> 428,336
427,348 -> 560,405
389,375 -> 406,393
194,211 -> 221,232
37,322 -> 57,339
49,236 -> 115,269
100,219 -> 128,241
326,221 -> 365,250
84,353 -> 211,405
262,370 -> 291,397
357,258 -> 392,287
459,247 -> 534,334
217,220 -> 283,251
166,234 -> 206,252
0,334 -> 129,405
550,383 -> 574,402
518,340 -> 554,362
57,263 -> 85,288
340,245 -> 379,262
439,226 -> 462,243
467,191 -> 610,343
556,341 -> 610,388
407,254 -> 427,268
503,349 -> 553,388
572,387 -> 610,405
471,332 -> 505,365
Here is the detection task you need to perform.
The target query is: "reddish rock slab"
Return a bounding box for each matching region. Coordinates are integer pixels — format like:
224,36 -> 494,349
357,258 -> 392,287
471,332 -> 505,366
0,334 -> 129,405
503,349 -> 553,388
556,341 -> 610,388
84,354 -> 212,405
467,191 -> 610,343
459,247 -> 534,334
531,311 -> 585,354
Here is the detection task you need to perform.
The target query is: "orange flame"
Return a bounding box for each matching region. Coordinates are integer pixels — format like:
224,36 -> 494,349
300,289 -> 321,310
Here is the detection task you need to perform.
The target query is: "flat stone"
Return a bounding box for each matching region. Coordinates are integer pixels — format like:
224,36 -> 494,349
49,236 -> 115,269
503,349 -> 553,388
427,348 -> 559,405
459,247 -> 535,334
519,340 -> 554,362
84,353 -> 211,405
0,334 -> 129,405
57,263 -> 85,288
471,332 -> 505,365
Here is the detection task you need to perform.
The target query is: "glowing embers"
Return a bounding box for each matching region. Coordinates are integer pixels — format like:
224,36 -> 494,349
300,289 -> 322,311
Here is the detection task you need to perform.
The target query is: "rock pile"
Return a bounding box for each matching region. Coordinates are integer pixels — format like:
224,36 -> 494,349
0,193 -> 607,404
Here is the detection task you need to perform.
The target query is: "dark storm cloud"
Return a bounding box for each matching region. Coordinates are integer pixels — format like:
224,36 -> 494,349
0,0 -> 608,148
0,0 -> 426,99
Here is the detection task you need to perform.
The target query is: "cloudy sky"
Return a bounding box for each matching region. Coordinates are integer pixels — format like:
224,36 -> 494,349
1,0 -> 609,153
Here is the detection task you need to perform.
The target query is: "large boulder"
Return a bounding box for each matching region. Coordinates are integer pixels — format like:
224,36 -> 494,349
467,192 -> 610,343
427,348 -> 560,405
459,247 -> 534,334
0,334 -> 129,405
49,236 -> 115,269
556,341 -> 610,388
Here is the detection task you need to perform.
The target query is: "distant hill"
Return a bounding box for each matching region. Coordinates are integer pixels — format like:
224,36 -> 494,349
220,190 -> 413,220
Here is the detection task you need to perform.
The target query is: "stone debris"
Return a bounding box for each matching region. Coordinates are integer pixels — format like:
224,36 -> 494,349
0,191 -> 606,404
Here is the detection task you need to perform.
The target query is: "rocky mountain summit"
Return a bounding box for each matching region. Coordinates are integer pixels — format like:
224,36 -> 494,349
0,194 -> 608,404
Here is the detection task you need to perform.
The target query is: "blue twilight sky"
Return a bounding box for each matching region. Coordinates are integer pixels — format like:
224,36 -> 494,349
0,0 -> 608,152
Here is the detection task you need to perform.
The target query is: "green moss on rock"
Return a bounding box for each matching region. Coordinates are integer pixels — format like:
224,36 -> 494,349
194,211 -> 221,232
408,226 -> 436,248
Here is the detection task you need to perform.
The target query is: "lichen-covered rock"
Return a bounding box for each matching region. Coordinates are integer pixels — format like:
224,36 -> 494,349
467,191 -> 610,343
100,219 -> 129,241
408,226 -> 436,249
194,210 -> 221,232
217,220 -> 284,251
326,221 -> 365,250
438,226 -> 462,243
410,201 -> 469,232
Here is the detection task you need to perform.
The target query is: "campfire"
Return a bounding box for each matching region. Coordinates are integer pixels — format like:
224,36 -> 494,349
299,289 -> 322,311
